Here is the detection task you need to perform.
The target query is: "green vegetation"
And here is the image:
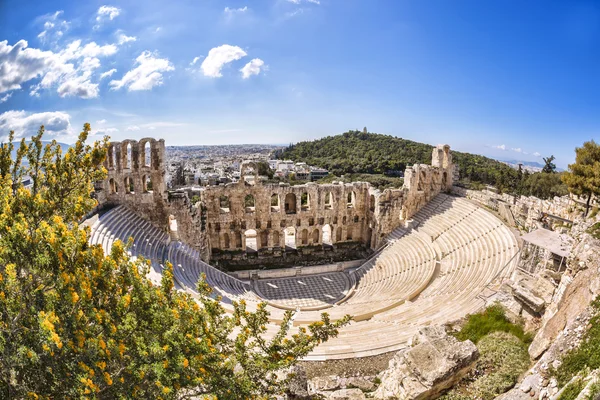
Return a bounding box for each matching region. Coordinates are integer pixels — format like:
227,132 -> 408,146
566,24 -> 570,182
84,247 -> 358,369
454,304 -> 533,344
553,297 -> 600,387
0,125 -> 350,399
587,222 -> 600,240
442,306 -> 531,400
278,130 -> 567,198
557,377 -> 585,400
562,140 -> 600,216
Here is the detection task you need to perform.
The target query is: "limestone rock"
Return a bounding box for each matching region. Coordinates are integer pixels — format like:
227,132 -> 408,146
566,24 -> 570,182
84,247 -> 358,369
373,326 -> 478,400
327,388 -> 366,400
512,282 -> 546,313
346,376 -> 376,392
308,375 -> 341,394
286,365 -> 310,399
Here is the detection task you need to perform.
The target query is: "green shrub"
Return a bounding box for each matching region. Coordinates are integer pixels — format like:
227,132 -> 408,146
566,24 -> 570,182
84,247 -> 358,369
585,381 -> 600,399
587,223 -> 600,240
589,207 -> 599,219
557,377 -> 585,400
554,297 -> 600,386
454,304 -> 533,344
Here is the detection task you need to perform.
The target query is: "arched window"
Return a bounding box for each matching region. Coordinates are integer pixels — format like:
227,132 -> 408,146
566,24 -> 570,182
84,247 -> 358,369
109,178 -> 117,194
234,231 -> 242,249
223,233 -> 230,249
123,143 -> 132,170
124,177 -> 134,194
346,227 -> 353,241
301,229 -> 308,245
244,229 -> 258,251
219,195 -> 230,213
273,231 -> 281,247
244,194 -> 255,212
322,224 -> 332,245
324,192 -> 333,209
144,141 -> 151,167
107,145 -> 115,169
284,227 -> 296,248
312,229 -> 319,244
301,192 -> 310,211
347,191 -> 356,208
143,175 -> 153,193
271,194 -> 280,212
260,231 -> 268,248
354,215 -> 359,223
336,227 -> 342,242
284,193 -> 296,214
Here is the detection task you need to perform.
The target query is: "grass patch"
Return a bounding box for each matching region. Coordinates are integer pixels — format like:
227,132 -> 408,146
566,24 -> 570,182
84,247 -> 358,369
585,381 -> 600,399
454,304 -> 533,344
587,223 -> 600,240
557,377 -> 585,400
553,297 -> 600,387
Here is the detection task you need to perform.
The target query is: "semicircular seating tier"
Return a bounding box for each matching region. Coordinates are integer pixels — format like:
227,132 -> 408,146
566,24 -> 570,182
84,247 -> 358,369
87,193 -> 519,360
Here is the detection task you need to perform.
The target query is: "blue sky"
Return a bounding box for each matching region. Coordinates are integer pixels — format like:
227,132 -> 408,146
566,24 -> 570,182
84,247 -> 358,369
0,0 -> 599,168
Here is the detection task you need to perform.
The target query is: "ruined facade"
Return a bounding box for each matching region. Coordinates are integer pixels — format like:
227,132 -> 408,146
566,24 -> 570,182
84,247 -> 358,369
94,139 -> 455,269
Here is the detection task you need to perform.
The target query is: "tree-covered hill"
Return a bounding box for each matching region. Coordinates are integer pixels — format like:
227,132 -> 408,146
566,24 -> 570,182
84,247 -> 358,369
276,130 -> 526,193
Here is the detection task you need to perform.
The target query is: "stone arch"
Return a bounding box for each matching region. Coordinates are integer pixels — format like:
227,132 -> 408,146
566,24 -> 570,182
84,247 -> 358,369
219,195 -> 230,212
311,229 -> 319,244
347,191 -> 356,208
301,229 -> 309,245
271,194 -> 280,212
322,224 -> 332,245
324,192 -> 333,209
284,227 -> 296,249
109,178 -> 117,194
234,231 -> 242,249
346,227 -> 353,241
342,216 -> 347,225
244,229 -> 257,251
244,194 -> 255,212
284,193 -> 296,214
223,233 -> 230,249
370,194 -> 376,211
107,143 -> 117,169
140,138 -> 153,168
273,230 -> 281,247
122,141 -> 134,170
142,174 -> 153,192
124,176 -> 134,194
336,226 -> 343,242
301,192 -> 310,211
260,231 -> 268,248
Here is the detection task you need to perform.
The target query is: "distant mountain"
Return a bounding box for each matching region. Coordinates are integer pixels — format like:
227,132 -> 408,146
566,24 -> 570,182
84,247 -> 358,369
497,158 -> 564,173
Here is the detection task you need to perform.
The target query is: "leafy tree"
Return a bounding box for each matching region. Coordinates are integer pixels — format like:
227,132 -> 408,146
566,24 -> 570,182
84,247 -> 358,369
542,155 -> 557,174
0,124 -> 349,399
562,140 -> 600,216
257,161 -> 274,179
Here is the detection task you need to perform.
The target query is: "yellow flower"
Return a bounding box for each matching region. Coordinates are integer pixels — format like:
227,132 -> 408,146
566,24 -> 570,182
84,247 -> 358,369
183,358 -> 189,368
104,372 -> 113,386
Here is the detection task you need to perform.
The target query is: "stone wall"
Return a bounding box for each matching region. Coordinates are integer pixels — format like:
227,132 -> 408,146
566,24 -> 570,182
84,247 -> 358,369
94,140 -> 455,268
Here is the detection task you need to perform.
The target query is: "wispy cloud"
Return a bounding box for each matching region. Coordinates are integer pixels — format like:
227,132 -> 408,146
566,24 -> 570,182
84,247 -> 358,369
533,152 -> 541,157
94,6 -> 121,29
224,6 -> 248,14
493,144 -> 506,150
0,93 -> 12,103
240,58 -> 266,79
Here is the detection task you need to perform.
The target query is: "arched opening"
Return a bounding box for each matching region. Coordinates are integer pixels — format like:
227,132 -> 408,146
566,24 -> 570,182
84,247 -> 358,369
311,229 -> 319,244
284,227 -> 296,249
324,192 -> 333,209
301,192 -> 310,211
442,171 -> 448,187
108,145 -> 115,169
245,229 -> 258,251
284,193 -> 296,214
354,215 -> 359,223
244,194 -> 255,213
271,194 -> 280,212
322,224 -> 332,245
124,177 -> 134,194
234,231 -> 242,249
123,143 -> 132,170
260,231 -> 268,248
336,227 -> 343,242
223,233 -> 230,249
370,195 -> 376,211
144,141 -> 151,167
301,229 -> 308,245
272,231 -> 280,247
347,191 -> 356,208
143,175 -> 153,193
346,227 -> 353,241
109,178 -> 117,194
342,216 -> 347,225
219,195 -> 230,213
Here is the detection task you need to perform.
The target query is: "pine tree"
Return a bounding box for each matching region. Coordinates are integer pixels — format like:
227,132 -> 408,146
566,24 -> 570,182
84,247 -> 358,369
562,140 -> 600,217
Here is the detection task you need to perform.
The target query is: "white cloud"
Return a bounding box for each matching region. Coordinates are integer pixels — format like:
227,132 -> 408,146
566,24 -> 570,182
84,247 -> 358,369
37,11 -> 69,43
95,6 -> 121,29
511,147 -> 522,153
286,0 -> 301,3
97,119 -> 107,124
533,152 -> 541,157
0,110 -> 72,139
240,58 -> 265,79
0,39 -> 120,99
100,68 -> 117,79
0,93 -> 12,103
201,45 -> 247,78
493,144 -> 506,150
110,51 -> 174,91
190,57 -> 201,66
155,27 -> 162,33
285,9 -> 304,18
94,127 -> 118,136
224,6 -> 248,14
117,33 -> 137,45
307,0 -> 320,3
126,125 -> 140,131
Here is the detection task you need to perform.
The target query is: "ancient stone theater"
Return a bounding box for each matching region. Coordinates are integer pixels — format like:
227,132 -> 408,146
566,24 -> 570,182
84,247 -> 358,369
87,138 -> 518,359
